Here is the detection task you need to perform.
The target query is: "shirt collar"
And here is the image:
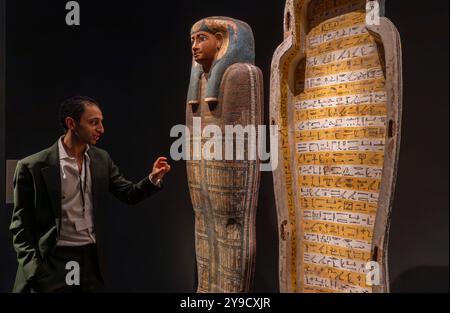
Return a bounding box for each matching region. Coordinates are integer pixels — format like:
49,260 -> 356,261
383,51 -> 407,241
58,136 -> 90,160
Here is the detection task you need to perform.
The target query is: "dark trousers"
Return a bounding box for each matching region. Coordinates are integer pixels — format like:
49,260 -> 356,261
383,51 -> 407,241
31,244 -> 104,293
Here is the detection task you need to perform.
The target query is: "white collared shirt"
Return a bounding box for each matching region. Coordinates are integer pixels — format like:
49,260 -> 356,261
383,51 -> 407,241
57,136 -> 96,246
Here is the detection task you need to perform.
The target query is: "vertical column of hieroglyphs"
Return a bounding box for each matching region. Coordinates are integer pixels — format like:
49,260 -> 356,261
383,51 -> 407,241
206,158 -> 249,291
296,1 -> 387,293
186,155 -> 211,292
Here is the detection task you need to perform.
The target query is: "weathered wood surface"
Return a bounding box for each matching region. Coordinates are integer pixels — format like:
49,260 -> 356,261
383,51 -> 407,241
186,17 -> 263,293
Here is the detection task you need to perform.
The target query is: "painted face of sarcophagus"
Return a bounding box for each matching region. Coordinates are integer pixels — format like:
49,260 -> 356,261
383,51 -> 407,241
186,17 -> 263,293
270,0 -> 402,293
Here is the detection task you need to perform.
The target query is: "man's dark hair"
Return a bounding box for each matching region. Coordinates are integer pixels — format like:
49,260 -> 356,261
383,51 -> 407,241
59,96 -> 101,132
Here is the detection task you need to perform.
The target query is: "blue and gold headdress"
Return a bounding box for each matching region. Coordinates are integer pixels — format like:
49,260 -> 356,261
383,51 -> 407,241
187,17 -> 255,105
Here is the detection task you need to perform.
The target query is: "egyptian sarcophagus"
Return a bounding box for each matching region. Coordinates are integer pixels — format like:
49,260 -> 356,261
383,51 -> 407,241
270,0 -> 402,293
186,17 -> 263,292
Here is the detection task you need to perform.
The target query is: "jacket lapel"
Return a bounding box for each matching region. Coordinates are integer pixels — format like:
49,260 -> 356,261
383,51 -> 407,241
87,148 -> 101,213
41,141 -> 62,221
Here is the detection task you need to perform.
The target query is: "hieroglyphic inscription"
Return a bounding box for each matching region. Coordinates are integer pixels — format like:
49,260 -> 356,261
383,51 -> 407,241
294,2 -> 386,293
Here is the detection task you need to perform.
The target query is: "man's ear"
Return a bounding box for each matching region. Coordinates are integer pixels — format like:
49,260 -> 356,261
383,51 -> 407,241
65,117 -> 76,131
215,33 -> 223,50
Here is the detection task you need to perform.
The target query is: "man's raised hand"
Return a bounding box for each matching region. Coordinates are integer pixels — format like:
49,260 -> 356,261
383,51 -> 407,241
150,157 -> 171,183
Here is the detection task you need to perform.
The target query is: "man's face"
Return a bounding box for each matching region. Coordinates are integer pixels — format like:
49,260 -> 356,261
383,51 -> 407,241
191,31 -> 220,71
73,104 -> 104,145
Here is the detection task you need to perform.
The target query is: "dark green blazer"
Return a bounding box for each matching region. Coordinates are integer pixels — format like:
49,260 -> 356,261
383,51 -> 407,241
9,140 -> 161,292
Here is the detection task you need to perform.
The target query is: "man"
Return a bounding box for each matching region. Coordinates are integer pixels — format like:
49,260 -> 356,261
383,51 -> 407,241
9,96 -> 171,293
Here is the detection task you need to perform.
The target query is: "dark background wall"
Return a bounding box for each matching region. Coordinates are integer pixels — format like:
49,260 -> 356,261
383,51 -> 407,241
0,0 -> 448,292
